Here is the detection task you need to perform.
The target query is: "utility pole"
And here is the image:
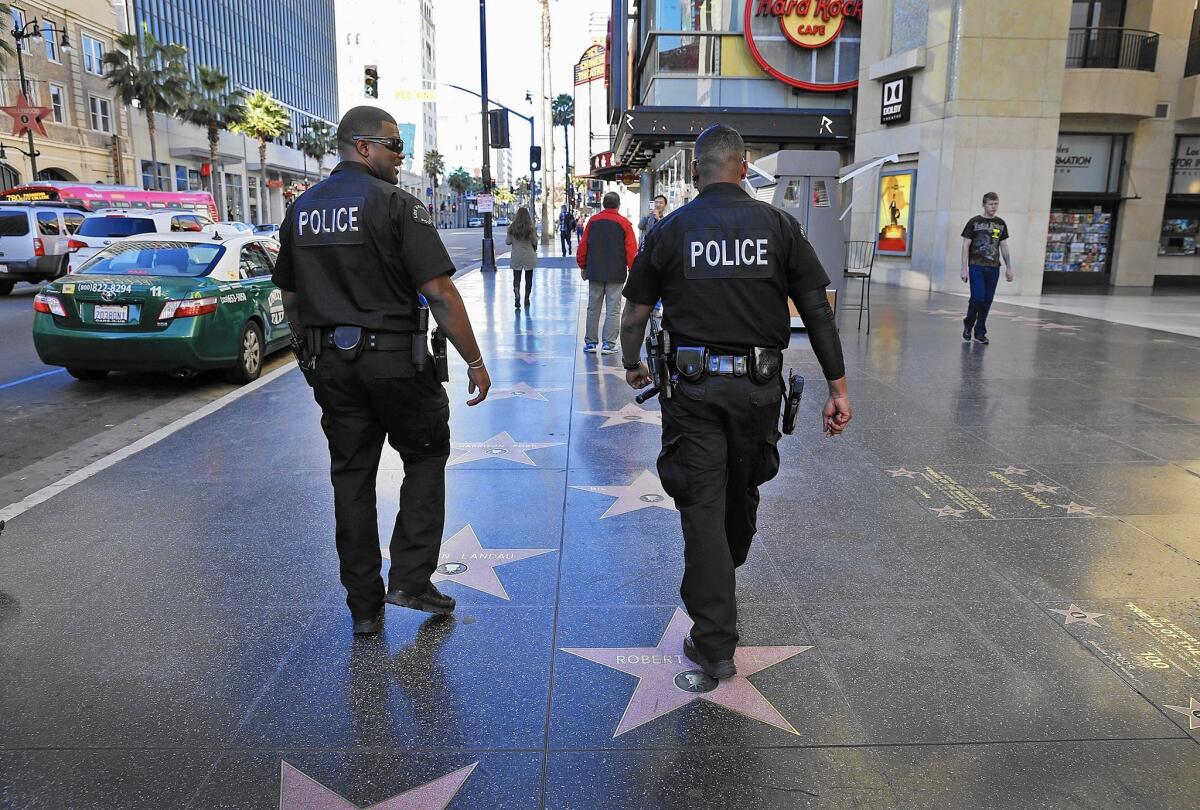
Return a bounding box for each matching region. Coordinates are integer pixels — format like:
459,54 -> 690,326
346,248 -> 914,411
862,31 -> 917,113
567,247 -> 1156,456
478,0 -> 496,271
539,0 -> 555,245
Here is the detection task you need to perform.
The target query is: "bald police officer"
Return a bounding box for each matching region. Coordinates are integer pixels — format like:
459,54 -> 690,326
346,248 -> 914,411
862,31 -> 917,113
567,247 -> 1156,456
621,124 -> 852,679
274,106 -> 491,636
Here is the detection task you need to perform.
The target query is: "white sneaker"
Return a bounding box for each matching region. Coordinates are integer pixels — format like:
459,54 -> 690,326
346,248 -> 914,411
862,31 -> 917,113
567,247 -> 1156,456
601,342 -> 618,355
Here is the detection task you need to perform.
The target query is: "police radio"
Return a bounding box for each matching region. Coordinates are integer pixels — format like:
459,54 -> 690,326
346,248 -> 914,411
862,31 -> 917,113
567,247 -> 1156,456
414,294 -> 430,372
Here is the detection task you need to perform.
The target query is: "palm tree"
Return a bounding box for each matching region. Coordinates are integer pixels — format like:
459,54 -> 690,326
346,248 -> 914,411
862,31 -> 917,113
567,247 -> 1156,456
448,167 -> 471,227
299,120 -> 336,182
552,94 -> 574,208
423,149 -> 445,220
178,66 -> 245,197
103,24 -> 190,190
232,90 -> 290,224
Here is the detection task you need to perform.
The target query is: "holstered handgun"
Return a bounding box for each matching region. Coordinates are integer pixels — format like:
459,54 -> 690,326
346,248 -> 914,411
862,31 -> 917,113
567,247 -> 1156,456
413,295 -> 430,372
431,326 -> 449,383
637,320 -> 672,404
782,370 -> 804,435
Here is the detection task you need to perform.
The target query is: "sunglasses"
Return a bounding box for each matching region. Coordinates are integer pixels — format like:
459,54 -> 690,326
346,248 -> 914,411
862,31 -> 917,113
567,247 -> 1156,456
352,135 -> 405,155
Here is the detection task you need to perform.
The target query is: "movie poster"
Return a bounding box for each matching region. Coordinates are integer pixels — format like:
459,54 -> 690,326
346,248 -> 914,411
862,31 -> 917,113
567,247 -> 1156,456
878,170 -> 914,256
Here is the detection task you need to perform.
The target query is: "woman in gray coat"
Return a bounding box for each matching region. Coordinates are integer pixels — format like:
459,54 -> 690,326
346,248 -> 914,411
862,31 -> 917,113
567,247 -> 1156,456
506,207 -> 538,309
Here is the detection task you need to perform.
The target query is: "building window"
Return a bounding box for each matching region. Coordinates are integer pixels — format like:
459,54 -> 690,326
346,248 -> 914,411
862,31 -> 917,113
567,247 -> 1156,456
82,34 -> 105,75
175,165 -> 202,191
49,85 -> 66,124
141,160 -> 169,190
11,8 -> 27,52
43,21 -> 60,62
89,96 -> 111,132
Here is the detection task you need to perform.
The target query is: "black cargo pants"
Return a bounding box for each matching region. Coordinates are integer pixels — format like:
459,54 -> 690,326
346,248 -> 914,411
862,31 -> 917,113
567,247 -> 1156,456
657,374 -> 783,661
308,348 -> 450,620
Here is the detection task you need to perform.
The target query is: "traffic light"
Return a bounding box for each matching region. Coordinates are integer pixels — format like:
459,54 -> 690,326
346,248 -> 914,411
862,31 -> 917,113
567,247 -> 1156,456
364,65 -> 379,98
529,145 -> 542,171
488,109 -> 510,149
452,202 -> 457,212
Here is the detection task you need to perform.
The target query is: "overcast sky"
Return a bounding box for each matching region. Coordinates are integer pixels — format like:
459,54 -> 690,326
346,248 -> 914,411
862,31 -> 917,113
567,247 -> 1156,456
434,0 -> 611,180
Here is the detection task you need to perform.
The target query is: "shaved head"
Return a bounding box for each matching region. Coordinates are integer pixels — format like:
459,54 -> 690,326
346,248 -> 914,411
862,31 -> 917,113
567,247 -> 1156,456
337,105 -> 396,154
693,124 -> 747,189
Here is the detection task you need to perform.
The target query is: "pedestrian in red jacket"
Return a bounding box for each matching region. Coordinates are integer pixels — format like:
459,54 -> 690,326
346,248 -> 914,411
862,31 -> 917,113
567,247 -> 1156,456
577,192 -> 637,354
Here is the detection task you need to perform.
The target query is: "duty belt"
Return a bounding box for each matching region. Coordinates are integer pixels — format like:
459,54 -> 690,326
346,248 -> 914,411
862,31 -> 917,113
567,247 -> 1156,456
319,327 -> 411,351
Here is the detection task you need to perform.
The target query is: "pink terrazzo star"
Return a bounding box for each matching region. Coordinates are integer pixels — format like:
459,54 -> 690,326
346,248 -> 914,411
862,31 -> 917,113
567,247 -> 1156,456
279,761 -> 476,809
430,524 -> 555,600
561,608 -> 811,737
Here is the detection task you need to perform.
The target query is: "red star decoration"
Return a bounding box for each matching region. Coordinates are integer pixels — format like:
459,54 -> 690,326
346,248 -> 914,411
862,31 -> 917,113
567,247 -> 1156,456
1,93 -> 51,138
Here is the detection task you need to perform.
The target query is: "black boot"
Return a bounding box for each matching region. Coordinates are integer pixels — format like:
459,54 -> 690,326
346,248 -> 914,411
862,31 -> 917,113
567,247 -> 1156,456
386,583 -> 456,615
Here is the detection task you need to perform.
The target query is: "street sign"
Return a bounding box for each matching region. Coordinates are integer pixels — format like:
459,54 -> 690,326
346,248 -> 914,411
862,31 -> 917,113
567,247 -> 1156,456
426,186 -> 433,198
476,193 -> 494,213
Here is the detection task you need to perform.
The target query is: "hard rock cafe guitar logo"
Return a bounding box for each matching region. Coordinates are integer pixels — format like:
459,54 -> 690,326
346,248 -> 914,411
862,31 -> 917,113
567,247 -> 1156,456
745,0 -> 863,91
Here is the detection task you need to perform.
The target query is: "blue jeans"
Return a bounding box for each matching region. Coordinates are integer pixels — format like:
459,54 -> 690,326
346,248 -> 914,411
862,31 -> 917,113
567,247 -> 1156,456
964,264 -> 1000,337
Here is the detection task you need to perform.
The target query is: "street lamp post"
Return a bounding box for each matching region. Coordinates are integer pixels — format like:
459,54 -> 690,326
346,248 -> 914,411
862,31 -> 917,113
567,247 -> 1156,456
8,19 -> 69,179
477,0 -> 496,272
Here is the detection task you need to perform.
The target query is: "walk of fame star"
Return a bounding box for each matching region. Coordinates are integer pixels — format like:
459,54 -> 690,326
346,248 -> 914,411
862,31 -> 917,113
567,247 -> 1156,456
1164,697 -> 1200,730
561,608 -> 811,737
385,524 -> 555,600
573,469 -> 677,518
448,431 -> 562,466
486,381 -> 565,402
886,467 -> 920,478
929,505 -> 967,517
577,402 -> 662,428
1028,482 -> 1061,494
279,760 -> 476,809
1055,501 -> 1098,516
1049,604 -> 1104,627
997,466 -> 1029,476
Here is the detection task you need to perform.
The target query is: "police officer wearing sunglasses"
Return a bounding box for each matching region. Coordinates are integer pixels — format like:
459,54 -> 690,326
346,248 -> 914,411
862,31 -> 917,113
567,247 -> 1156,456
273,105 -> 491,636
620,124 -> 852,679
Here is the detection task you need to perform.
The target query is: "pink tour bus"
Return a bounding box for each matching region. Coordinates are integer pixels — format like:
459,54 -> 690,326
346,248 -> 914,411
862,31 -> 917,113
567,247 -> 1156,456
0,182 -> 220,221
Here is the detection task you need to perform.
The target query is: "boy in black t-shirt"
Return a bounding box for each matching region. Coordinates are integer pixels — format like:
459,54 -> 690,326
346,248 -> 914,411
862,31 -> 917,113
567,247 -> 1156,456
960,191 -> 1014,344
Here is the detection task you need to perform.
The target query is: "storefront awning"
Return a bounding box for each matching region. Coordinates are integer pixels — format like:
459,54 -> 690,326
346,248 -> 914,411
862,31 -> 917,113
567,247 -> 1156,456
612,106 -> 852,170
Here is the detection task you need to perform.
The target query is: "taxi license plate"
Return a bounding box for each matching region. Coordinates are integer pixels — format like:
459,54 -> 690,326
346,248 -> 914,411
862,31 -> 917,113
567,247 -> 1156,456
94,304 -> 128,323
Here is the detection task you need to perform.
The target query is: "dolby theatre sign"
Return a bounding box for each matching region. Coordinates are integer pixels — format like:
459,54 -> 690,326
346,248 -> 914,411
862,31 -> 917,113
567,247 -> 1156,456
744,0 -> 862,92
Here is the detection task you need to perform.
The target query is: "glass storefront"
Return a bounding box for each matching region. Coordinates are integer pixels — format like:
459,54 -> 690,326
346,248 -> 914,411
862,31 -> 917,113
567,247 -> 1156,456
1160,136 -> 1200,256
1045,133 -> 1125,278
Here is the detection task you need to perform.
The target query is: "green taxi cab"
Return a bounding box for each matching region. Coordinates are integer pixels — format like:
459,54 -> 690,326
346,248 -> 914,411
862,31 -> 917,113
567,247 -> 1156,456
32,231 -> 291,383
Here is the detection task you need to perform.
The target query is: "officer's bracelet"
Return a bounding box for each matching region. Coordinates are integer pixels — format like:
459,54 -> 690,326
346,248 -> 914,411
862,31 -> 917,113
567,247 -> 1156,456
623,359 -> 642,371
467,355 -> 485,369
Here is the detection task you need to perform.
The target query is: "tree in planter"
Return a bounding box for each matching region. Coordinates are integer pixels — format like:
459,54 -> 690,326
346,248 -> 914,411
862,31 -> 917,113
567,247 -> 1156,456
299,120 -> 337,182
177,66 -> 244,198
103,24 -> 190,190
232,90 -> 290,224
423,149 -> 445,221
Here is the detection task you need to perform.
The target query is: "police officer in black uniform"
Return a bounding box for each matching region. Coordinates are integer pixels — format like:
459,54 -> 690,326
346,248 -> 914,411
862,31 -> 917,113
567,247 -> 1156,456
621,124 -> 851,679
273,106 -> 491,636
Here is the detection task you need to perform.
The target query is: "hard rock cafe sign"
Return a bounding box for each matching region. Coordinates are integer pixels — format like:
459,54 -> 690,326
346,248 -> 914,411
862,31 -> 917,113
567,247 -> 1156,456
744,0 -> 863,92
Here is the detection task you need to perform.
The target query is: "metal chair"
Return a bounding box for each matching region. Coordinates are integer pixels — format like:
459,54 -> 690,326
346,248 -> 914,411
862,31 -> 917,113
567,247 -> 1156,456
841,240 -> 876,333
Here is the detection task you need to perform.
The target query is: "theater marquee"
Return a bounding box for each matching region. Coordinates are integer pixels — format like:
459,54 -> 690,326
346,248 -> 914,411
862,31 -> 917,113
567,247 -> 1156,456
744,0 -> 863,92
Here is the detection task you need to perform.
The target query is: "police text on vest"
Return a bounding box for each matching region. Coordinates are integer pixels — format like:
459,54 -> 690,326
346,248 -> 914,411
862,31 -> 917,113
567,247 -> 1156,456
297,205 -> 360,236
690,238 -> 768,268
